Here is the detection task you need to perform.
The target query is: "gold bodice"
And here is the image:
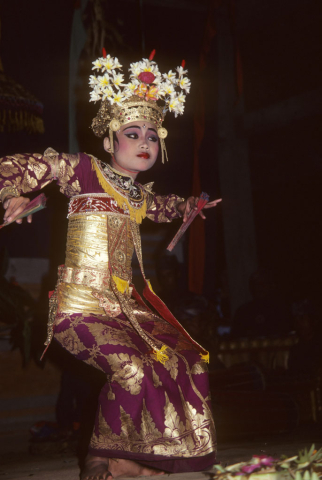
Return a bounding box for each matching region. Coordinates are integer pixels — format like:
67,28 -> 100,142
57,212 -> 134,316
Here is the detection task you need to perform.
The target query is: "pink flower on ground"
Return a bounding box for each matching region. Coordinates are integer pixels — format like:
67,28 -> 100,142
253,456 -> 277,467
138,71 -> 156,84
240,456 -> 277,474
241,465 -> 261,474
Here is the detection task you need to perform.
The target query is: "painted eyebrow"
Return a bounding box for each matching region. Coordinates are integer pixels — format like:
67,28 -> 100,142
123,125 -> 157,134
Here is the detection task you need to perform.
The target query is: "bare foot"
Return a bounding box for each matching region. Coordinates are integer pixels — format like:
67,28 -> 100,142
80,455 -> 113,480
109,458 -> 165,477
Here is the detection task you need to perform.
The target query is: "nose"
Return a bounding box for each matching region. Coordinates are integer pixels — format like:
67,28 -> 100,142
140,142 -> 149,150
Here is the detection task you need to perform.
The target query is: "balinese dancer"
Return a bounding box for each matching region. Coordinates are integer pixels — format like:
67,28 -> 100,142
0,50 -> 221,480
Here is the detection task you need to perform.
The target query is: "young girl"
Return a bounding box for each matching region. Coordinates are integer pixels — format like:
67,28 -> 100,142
0,51 -> 220,480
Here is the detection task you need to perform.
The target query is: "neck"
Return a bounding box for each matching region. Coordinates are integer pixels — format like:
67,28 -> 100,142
110,158 -> 138,180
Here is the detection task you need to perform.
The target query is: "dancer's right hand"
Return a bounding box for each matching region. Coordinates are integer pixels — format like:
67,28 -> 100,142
3,196 -> 32,224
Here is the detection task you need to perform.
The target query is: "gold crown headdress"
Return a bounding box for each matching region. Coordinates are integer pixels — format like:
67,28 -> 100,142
90,49 -> 191,163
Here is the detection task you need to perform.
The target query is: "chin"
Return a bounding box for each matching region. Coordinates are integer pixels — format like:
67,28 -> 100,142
135,160 -> 155,172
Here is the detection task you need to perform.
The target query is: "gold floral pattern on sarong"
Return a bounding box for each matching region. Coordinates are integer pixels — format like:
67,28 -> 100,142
105,352 -> 144,395
163,353 -> 178,381
86,322 -> 139,351
54,328 -> 87,356
90,388 -> 216,458
191,360 -> 208,375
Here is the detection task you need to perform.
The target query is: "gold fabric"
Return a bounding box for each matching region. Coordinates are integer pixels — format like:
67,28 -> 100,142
53,307 -> 217,459
65,214 -> 109,271
58,213 -> 134,316
145,194 -> 184,223
61,265 -> 111,290
44,148 -> 81,196
0,185 -> 19,203
90,387 -> 215,458
0,149 -> 81,200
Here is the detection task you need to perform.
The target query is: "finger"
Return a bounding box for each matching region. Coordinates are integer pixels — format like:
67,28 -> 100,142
207,198 -> 222,206
204,199 -> 222,209
6,204 -> 24,222
3,198 -> 19,219
6,200 -> 28,222
16,218 -> 23,224
27,214 -> 33,223
199,211 -> 206,220
183,200 -> 192,222
4,200 -> 21,221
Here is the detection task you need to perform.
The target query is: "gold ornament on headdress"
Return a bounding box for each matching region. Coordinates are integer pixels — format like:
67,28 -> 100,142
89,49 -> 191,163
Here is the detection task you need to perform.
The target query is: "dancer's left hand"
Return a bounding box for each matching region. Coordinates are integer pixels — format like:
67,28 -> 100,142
177,197 -> 222,223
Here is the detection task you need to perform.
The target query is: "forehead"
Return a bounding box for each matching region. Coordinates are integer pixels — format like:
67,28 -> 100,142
121,120 -> 156,131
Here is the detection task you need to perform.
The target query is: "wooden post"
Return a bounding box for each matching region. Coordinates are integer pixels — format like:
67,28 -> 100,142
216,1 -> 257,315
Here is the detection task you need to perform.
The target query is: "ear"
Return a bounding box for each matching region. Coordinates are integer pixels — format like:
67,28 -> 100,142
103,137 -> 111,153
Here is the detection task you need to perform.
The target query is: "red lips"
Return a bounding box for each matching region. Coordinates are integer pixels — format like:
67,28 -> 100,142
137,153 -> 150,159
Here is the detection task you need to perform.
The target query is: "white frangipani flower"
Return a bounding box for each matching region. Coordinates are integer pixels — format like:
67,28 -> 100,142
129,62 -> 141,76
102,85 -> 114,100
124,81 -> 139,96
163,70 -> 176,82
176,65 -> 188,77
175,102 -> 184,116
112,72 -> 124,89
177,92 -> 186,103
178,77 -> 191,93
110,92 -> 125,106
89,90 -> 102,102
92,59 -> 104,71
98,74 -> 110,88
168,96 -> 179,112
89,75 -> 99,86
113,57 -> 122,69
101,55 -> 116,73
162,81 -> 175,96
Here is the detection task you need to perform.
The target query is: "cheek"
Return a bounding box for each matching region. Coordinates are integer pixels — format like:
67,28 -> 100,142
152,142 -> 159,159
117,137 -> 132,155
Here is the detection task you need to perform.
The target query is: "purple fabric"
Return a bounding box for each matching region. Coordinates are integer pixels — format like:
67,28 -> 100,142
74,153 -> 103,194
54,311 -> 216,473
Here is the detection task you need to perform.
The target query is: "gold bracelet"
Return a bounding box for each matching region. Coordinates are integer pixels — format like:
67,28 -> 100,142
0,185 -> 19,204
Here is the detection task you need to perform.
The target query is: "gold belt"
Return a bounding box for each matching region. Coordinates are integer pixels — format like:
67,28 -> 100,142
59,264 -> 111,290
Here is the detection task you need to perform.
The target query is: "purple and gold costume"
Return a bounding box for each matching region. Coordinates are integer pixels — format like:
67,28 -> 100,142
0,149 -> 216,472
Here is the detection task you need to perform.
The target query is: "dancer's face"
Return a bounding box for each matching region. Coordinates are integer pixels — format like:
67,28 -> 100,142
104,121 -> 159,179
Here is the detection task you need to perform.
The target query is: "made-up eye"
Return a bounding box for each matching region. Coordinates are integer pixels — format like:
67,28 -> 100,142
125,132 -> 139,139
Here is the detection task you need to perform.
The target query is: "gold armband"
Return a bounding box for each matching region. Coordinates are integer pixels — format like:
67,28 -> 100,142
0,185 -> 19,204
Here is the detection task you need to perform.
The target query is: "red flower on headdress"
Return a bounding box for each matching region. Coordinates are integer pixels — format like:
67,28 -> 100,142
138,72 -> 156,84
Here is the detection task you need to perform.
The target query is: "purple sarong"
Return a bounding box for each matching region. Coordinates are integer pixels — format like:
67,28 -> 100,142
54,305 -> 216,473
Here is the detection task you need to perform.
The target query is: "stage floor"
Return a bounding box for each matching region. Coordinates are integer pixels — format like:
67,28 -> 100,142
1,421 -> 321,480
